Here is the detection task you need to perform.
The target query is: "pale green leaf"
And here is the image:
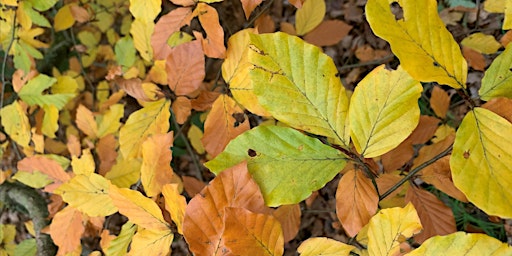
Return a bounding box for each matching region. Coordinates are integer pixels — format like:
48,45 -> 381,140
479,43 -> 512,101
450,107 -> 512,218
0,101 -> 31,148
205,125 -> 347,206
18,74 -> 74,110
407,232 -> 512,255
115,36 -> 136,71
295,0 -> 325,35
349,65 -> 422,158
26,0 -> 58,11
14,238 -> 36,256
106,222 -> 136,256
119,99 -> 171,159
366,0 -> 467,88
12,171 -> 53,189
248,32 -> 351,147
13,43 -> 31,74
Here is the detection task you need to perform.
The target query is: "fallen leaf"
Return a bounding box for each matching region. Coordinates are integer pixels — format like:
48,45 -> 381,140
304,20 -> 352,47
166,40 -> 205,96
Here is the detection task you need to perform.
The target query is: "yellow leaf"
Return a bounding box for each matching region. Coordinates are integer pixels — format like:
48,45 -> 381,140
461,33 -> 502,54
187,124 -> 205,154
349,65 -> 422,158
105,221 -> 136,256
505,1 -> 512,30
479,43 -> 512,101
76,104 -> 98,138
366,0 -> 467,88
450,107 -> 512,218
130,19 -> 154,62
484,0 -> 505,13
119,99 -> 170,159
109,185 -> 169,231
295,0 -> 325,35
128,229 -> 173,256
367,203 -> 422,256
0,101 -> 31,148
54,4 -> 75,32
298,237 -> 355,256
42,104 -> 59,138
162,184 -> 186,234
71,149 -> 95,176
408,232 -> 512,255
105,158 -> 141,188
129,0 -> 161,22
55,173 -> 118,217
141,132 -> 174,197
12,170 -> 53,188
97,104 -> 124,138
148,60 -> 168,85
0,225 -> 16,255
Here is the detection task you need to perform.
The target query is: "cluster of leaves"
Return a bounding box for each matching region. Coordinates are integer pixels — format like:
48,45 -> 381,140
0,0 -> 512,255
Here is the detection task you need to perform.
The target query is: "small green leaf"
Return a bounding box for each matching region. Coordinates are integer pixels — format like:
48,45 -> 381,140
205,125 -> 347,206
18,74 -> 74,110
115,36 -> 136,71
479,43 -> 512,101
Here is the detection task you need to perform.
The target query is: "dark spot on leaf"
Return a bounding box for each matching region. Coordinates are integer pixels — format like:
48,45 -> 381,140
335,72 -> 341,77
463,150 -> 470,159
390,2 -> 404,20
248,149 -> 257,157
433,62 -> 440,67
232,113 -> 246,127
509,68 -> 512,72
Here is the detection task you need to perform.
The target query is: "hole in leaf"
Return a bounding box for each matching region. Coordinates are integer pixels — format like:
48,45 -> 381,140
248,149 -> 257,157
390,2 -> 404,20
463,150 -> 470,159
232,113 -> 246,127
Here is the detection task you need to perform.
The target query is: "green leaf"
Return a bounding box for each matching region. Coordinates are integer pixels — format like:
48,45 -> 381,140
366,0 -> 467,88
106,222 -> 137,256
349,65 -> 422,158
18,74 -> 74,110
26,0 -> 58,11
446,0 -> 476,8
408,232 -> 512,255
450,107 -> 512,218
205,125 -> 347,206
21,2 -> 51,27
479,43 -> 512,101
115,36 -> 136,71
248,32 -> 351,147
14,238 -> 36,256
0,101 -> 31,148
13,43 -> 31,74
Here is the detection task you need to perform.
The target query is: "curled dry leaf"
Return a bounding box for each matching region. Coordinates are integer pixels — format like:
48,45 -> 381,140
193,3 -> 226,58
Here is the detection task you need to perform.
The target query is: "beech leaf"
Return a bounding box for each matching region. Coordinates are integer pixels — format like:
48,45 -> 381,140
408,232 -> 512,255
479,43 -> 512,100
298,237 -> 355,256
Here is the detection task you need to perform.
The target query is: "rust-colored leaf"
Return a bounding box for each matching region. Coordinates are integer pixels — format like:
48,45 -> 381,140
289,0 -> 305,8
304,20 -> 352,47
419,156 -> 468,202
240,0 -> 263,19
183,162 -> 270,256
430,86 -> 451,118
376,172 -> 408,208
194,3 -> 226,58
182,176 -> 206,198
96,134 -> 118,176
336,169 -> 379,237
462,46 -> 486,71
191,90 -> 220,111
50,206 -> 84,255
166,40 -> 205,96
255,14 -> 276,34
272,204 -> 301,243
222,207 -> 284,256
201,95 -> 250,157
172,96 -> 192,124
482,97 -> 512,123
151,7 -> 193,60
116,78 -> 164,102
406,186 -> 457,243
408,115 -> 440,145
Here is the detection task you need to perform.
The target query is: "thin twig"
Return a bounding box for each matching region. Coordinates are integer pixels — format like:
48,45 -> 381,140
69,27 -> 96,108
379,145 -> 453,200
244,0 -> 275,29
1,11 -> 17,110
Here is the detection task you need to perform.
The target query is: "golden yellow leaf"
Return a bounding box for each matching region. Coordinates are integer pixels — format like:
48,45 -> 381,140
141,132 -> 174,197
129,0 -> 160,22
128,229 -> 173,256
42,104 -> 59,138
75,104 -> 98,138
408,232 -> 512,255
54,4 -> 75,32
0,101 -> 31,148
366,0 -> 467,88
130,19 -> 154,62
298,237 -> 355,256
55,173 -> 117,217
367,203 -> 422,256
162,183 -> 187,234
147,60 -> 168,85
71,149 -> 95,176
295,0 -> 325,35
461,33 -> 502,54
105,158 -> 142,188
97,104 -> 124,138
187,124 -> 205,155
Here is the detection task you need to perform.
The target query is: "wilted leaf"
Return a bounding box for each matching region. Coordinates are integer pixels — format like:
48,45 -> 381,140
479,43 -> 512,100
408,232 -> 512,255
194,3 -> 226,58
295,0 -> 325,35
141,132 -> 174,197
336,169 -> 379,237
349,65 -> 422,158
366,0 -> 467,88
166,40 -> 205,96
450,107 -> 512,218
206,126 -> 347,206
298,237 -> 355,256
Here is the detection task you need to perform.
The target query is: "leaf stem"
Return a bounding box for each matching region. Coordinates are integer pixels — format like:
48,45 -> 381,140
244,0 -> 275,29
0,11 -> 17,111
379,144 -> 452,200
68,27 -> 96,109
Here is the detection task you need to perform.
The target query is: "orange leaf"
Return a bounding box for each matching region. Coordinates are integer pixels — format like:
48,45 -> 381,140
289,0 -> 305,8
50,206 -> 84,255
430,86 -> 451,118
116,78 -> 164,102
304,20 -> 352,47
191,90 -> 220,111
462,46 -> 486,71
141,132 -> 174,197
183,162 -> 270,256
151,7 -> 193,60
240,0 -> 263,19
17,155 -> 71,185
76,104 -> 98,138
201,95 -> 250,157
272,204 -> 301,243
222,207 -> 284,255
96,134 -> 118,176
66,134 -> 81,158
166,40 -> 205,96
182,176 -> 206,198
482,97 -> 512,123
419,156 -> 468,202
406,187 -> 457,243
69,3 -> 90,23
169,0 -> 195,6
255,14 -> 276,34
336,169 -> 379,237
162,183 -> 187,234
172,96 -> 192,124
408,115 -> 440,145
194,4 -> 226,58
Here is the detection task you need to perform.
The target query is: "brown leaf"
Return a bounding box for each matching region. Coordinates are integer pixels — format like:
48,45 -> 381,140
288,0 -> 305,8
430,86 -> 450,118
191,90 -> 220,111
66,134 -> 81,158
96,134 -> 118,176
336,169 -> 379,237
194,3 -> 226,58
183,162 -> 271,256
406,187 -> 457,243
170,0 -> 195,6
462,46 -> 486,71
409,115 -> 440,145
166,40 -> 205,96
304,20 -> 352,47
376,172 -> 408,208
151,7 -> 193,60
272,204 -> 301,243
172,96 -> 192,124
116,78 -> 164,102
182,176 -> 206,198
500,30 -> 512,47
419,156 -> 468,202
280,22 -> 296,35
201,95 -> 250,157
413,134 -> 454,169
255,13 -> 275,34
50,207 -> 84,255
482,97 -> 512,123
222,207 -> 284,255
69,4 -> 90,23
240,0 -> 263,19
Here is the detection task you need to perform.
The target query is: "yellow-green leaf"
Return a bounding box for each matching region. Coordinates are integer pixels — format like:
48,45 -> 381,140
366,0 -> 467,88
450,107 -> 512,218
55,173 -> 118,217
119,99 -> 171,159
349,65 -> 422,158
130,19 -> 154,62
97,104 -> 124,138
162,184 -> 186,234
408,232 -> 512,255
248,32 -> 351,147
0,101 -> 31,148
42,104 -> 59,138
115,36 -> 136,71
129,0 -> 161,22
12,171 -> 53,189
106,222 -> 137,256
479,43 -> 512,101
367,203 -> 422,256
295,0 -> 325,36
18,74 -> 74,109
298,237 -> 355,256
128,229 -> 173,256
54,4 -> 75,32
461,33 -> 501,54
105,158 -> 142,188
205,125 -> 347,206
